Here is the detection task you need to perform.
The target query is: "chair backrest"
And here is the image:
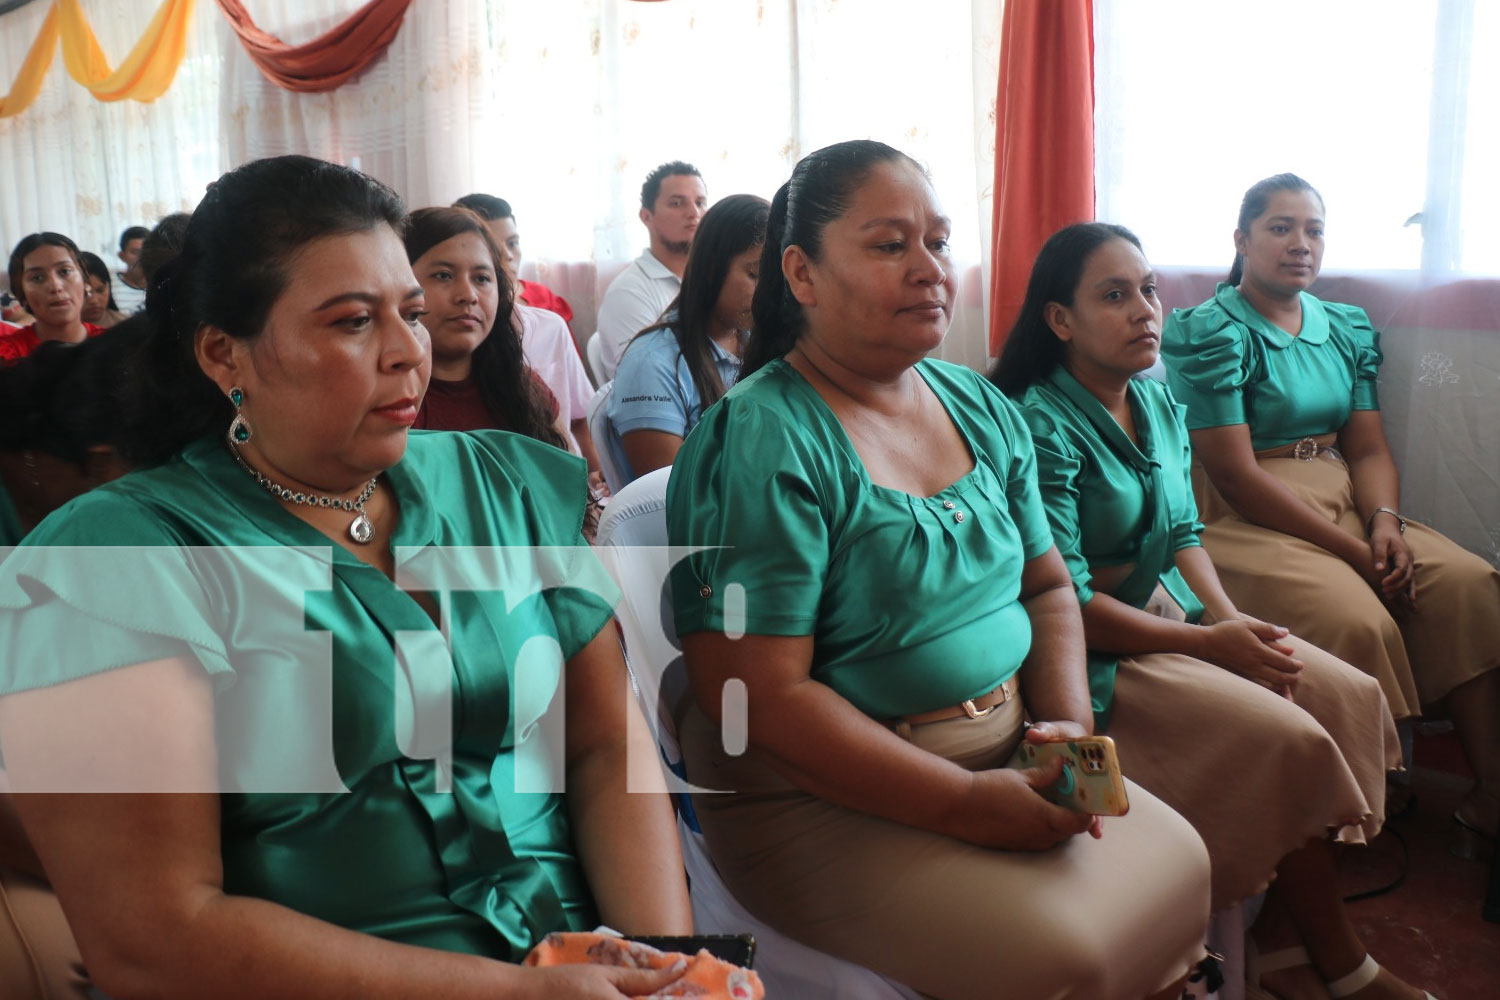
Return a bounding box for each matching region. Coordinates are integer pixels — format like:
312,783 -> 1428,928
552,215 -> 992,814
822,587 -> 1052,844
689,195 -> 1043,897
594,468 -> 922,1000
587,380 -> 627,495
586,331 -> 607,386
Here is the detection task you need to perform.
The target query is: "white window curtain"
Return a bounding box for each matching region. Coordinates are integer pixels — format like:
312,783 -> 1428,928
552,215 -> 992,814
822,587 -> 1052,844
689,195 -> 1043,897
0,0 -> 220,264
1,0 -> 1001,367
1093,0 -> 1499,277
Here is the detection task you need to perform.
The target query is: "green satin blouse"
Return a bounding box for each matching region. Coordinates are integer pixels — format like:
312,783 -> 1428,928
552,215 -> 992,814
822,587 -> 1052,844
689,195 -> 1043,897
1018,369 -> 1206,727
0,430 -> 614,960
1161,283 -> 1383,450
667,357 -> 1056,720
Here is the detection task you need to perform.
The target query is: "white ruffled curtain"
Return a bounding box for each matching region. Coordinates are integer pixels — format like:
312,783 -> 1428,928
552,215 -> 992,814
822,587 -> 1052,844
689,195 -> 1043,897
1093,0 -> 1500,564
2,1 -> 999,360
0,0 -> 220,265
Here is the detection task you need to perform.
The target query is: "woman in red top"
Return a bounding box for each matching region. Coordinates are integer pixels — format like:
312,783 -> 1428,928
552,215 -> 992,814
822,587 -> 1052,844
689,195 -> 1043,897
2,234 -> 104,364
403,207 -> 566,447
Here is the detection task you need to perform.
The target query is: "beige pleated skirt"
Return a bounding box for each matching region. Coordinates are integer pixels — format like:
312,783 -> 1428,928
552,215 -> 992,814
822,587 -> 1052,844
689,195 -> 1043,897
681,694 -> 1211,1000
0,867 -> 92,1000
1106,588 -> 1401,910
1193,435 -> 1500,719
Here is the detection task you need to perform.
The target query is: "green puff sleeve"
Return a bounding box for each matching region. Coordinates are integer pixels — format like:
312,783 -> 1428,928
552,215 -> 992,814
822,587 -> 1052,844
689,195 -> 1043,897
1162,301 -> 1252,430
455,430 -> 617,661
1017,402 -> 1096,605
0,489 -> 235,697
1159,381 -> 1206,552
667,394 -> 829,639
1325,302 -> 1384,411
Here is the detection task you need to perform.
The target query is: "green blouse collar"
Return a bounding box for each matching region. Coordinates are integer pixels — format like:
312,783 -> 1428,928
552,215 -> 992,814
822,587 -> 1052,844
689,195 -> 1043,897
1044,367 -> 1160,476
1213,282 -> 1330,347
179,437 -> 439,558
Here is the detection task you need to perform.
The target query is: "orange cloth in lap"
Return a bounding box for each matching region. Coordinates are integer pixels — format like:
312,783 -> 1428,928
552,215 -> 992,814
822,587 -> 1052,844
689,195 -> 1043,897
524,932 -> 764,999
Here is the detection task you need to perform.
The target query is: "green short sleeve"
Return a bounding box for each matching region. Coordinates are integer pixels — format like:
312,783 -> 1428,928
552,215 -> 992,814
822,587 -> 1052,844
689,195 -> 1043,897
0,491 -> 235,696
667,395 -> 828,637
1326,303 -> 1383,411
1019,405 -> 1095,605
457,431 -> 617,660
1162,303 -> 1251,430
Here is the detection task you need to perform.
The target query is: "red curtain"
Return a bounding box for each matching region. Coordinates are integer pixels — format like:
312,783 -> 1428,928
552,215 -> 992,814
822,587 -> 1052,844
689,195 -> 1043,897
215,0 -> 412,93
987,0 -> 1095,356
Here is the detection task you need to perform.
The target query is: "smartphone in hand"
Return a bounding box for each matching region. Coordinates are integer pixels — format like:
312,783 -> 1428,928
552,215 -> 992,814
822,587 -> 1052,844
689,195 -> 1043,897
1009,735 -> 1130,816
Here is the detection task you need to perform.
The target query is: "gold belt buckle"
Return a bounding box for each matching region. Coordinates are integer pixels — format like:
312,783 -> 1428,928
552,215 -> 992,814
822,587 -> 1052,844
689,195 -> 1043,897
961,698 -> 995,720
1292,437 -> 1320,461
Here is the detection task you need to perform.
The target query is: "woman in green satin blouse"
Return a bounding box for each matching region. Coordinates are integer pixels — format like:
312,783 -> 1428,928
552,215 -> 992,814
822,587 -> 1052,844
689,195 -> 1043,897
0,156 -> 691,1000
1161,174 -> 1500,851
665,141 -> 1212,1000
994,222 -> 1430,1000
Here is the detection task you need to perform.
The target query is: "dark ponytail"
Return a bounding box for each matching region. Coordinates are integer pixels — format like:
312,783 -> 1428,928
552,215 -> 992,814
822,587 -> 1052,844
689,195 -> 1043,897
743,183 -> 799,377
989,222 -> 1143,397
1228,173 -> 1324,285
741,140 -> 923,378
125,156 -> 407,466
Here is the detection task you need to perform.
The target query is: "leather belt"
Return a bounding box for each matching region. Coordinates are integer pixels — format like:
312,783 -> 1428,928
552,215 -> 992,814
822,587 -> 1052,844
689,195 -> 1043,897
890,675 -> 1020,727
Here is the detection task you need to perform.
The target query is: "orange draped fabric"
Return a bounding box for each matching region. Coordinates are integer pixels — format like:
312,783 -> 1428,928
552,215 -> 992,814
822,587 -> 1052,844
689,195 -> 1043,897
987,0 -> 1096,356
215,0 -> 412,93
0,0 -> 195,119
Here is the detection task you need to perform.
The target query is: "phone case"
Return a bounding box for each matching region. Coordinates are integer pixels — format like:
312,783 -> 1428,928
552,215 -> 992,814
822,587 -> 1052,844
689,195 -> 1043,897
627,934 -> 757,969
1008,735 -> 1130,816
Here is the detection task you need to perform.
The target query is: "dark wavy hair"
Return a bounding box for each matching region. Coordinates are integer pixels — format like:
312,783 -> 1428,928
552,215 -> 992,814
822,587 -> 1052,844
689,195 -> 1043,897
127,155 -> 407,466
403,207 -> 564,449
8,232 -> 85,313
141,212 -> 191,285
1228,173 -> 1324,285
627,193 -> 769,410
742,140 -> 923,378
988,223 -> 1144,398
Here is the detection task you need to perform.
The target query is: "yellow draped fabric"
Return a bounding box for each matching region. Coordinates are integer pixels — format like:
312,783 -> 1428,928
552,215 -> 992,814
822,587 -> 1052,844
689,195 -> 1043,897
0,0 -> 196,119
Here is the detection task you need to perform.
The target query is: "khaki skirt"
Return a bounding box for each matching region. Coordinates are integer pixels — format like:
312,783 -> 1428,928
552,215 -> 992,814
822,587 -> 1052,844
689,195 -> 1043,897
1106,587 -> 1401,910
1194,435 -> 1500,718
681,693 -> 1210,1000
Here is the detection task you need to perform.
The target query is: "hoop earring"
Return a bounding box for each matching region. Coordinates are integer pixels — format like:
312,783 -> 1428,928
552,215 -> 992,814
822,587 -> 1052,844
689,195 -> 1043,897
226,386 -> 252,446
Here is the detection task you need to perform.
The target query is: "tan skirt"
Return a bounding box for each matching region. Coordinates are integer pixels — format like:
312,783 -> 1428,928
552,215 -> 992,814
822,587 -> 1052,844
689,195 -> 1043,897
1194,438 -> 1500,718
1106,588 -> 1401,910
0,867 -> 92,1000
681,696 -> 1210,1000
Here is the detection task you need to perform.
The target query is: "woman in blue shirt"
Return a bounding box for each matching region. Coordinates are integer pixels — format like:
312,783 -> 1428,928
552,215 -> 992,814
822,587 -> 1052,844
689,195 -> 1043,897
603,194 -> 767,486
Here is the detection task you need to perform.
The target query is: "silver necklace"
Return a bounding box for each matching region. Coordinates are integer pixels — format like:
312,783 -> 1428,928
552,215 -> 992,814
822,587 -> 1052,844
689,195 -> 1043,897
229,444 -> 379,544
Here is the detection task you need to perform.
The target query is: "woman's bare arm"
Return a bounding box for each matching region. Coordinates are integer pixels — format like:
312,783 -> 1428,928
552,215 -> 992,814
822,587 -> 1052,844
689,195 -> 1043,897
1190,423 -> 1367,566
0,657 -> 681,1000
563,627 -> 692,935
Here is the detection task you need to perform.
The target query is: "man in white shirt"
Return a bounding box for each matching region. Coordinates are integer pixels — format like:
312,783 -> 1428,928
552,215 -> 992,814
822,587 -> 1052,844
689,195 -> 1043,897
111,226 -> 149,315
594,161 -> 707,379
514,300 -> 604,483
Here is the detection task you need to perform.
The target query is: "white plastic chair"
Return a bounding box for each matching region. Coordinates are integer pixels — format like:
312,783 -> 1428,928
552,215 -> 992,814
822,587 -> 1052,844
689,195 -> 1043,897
594,468 -> 921,1000
586,381 -> 626,495
586,331 -> 607,386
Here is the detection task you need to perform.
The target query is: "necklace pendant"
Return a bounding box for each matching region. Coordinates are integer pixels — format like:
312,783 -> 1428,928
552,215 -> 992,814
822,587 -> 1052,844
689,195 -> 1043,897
349,512 -> 375,544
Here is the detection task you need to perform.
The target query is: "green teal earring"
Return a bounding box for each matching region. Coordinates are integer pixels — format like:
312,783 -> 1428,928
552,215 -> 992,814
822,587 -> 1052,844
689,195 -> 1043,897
226,386 -> 252,446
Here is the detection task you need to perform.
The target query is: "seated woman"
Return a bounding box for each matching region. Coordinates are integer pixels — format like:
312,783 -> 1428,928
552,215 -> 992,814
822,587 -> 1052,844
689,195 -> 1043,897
995,222 -> 1428,1000
1,234 -> 105,364
78,252 -> 126,329
1161,174 -> 1500,851
604,194 -> 767,485
0,155 -> 692,1000
667,140 -> 1211,1000
1,326 -> 144,1000
403,207 -> 569,448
